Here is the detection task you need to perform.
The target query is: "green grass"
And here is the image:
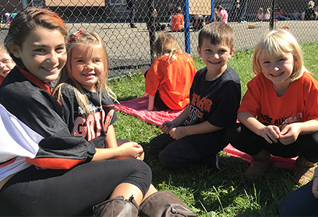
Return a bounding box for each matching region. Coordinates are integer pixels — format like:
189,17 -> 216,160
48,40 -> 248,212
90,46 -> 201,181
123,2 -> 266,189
109,43 -> 318,216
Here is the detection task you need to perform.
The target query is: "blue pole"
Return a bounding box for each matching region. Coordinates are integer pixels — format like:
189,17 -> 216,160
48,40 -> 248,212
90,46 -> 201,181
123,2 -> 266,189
210,0 -> 215,23
183,0 -> 191,54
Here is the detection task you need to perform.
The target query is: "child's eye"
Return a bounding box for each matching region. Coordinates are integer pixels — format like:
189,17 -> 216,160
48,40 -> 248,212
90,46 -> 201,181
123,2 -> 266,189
34,48 -> 46,53
56,46 -> 66,53
76,59 -> 84,63
93,59 -> 101,63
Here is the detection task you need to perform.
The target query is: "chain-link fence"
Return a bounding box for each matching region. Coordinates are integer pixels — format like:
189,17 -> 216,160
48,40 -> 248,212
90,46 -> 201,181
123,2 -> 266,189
1,0 -> 318,79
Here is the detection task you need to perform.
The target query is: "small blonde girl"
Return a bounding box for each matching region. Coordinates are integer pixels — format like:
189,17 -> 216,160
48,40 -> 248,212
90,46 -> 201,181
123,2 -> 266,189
228,30 -> 318,185
54,31 -> 145,158
141,33 -> 196,111
257,7 -> 264,22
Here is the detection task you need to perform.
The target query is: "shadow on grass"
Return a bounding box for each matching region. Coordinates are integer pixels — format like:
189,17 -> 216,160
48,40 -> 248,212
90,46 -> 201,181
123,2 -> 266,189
144,150 -> 296,217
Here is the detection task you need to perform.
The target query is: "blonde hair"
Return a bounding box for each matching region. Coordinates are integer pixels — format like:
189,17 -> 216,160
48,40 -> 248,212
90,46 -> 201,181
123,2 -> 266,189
258,8 -> 264,14
308,1 -> 315,8
153,33 -> 183,63
53,31 -> 117,115
252,29 -> 305,82
266,7 -> 271,13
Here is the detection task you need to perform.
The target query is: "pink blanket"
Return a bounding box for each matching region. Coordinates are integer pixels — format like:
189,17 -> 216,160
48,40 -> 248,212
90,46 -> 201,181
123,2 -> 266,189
115,96 -> 296,170
115,96 -> 183,126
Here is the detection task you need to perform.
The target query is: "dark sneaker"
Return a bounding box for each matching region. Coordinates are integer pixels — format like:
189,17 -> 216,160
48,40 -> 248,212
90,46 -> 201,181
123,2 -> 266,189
201,153 -> 221,170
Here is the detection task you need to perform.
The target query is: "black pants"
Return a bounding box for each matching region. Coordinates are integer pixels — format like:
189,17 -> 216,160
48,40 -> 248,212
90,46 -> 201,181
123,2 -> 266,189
129,8 -> 135,24
149,130 -> 228,169
0,159 -> 151,216
227,123 -> 318,162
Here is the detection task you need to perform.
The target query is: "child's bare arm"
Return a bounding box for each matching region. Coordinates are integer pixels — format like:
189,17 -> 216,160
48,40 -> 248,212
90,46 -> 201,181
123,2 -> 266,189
238,111 -> 280,144
147,95 -> 155,111
105,125 -> 118,148
169,120 -> 222,140
92,143 -> 144,161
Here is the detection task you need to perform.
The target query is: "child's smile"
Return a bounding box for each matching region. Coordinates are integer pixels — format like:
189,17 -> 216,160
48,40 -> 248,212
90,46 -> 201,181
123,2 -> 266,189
71,45 -> 104,92
259,50 -> 295,91
197,38 -> 234,78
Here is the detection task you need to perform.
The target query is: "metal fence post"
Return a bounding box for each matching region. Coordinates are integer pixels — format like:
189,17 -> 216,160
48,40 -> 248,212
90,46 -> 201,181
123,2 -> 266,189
210,0 -> 215,23
269,0 -> 276,30
183,0 -> 191,54
148,0 -> 155,63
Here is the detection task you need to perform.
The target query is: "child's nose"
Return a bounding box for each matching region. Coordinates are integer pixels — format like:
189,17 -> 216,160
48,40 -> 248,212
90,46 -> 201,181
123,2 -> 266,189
85,63 -> 94,70
47,51 -> 58,64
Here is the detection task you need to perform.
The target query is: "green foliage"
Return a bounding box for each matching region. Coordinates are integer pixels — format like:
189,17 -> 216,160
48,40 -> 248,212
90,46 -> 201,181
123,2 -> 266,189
109,43 -> 317,216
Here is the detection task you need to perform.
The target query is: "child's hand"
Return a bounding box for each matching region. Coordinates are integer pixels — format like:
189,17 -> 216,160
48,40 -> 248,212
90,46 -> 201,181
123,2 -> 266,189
119,142 -> 144,159
159,121 -> 174,134
312,176 -> 318,198
278,123 -> 301,145
169,126 -> 186,140
259,125 -> 280,144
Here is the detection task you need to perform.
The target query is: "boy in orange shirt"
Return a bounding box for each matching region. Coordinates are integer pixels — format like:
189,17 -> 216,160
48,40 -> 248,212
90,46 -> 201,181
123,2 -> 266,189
149,22 -> 241,169
171,6 -> 184,31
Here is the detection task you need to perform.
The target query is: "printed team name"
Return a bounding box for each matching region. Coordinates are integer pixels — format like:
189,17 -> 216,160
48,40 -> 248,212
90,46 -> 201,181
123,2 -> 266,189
73,109 -> 114,141
260,112 -> 303,128
185,93 -> 212,125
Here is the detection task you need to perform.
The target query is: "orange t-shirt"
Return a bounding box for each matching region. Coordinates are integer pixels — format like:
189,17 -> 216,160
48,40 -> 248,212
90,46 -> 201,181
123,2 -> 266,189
0,75 -> 5,85
239,72 -> 318,130
145,52 -> 196,110
171,13 -> 184,31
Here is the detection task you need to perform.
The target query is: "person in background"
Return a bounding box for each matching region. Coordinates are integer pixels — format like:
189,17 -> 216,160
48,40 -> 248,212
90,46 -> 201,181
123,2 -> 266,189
275,7 -> 286,20
305,1 -> 316,20
216,5 -> 228,24
141,33 -> 196,111
127,0 -> 138,28
171,6 -> 184,32
238,0 -> 248,23
256,7 -> 264,22
264,7 -> 271,21
0,43 -> 15,85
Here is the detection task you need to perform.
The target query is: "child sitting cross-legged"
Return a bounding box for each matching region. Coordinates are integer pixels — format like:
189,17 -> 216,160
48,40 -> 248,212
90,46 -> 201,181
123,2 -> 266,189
141,33 -> 196,111
227,29 -> 318,185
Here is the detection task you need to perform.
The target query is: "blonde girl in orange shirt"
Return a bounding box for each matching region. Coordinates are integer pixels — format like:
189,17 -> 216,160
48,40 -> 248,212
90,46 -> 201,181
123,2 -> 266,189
227,29 -> 318,185
141,33 -> 196,111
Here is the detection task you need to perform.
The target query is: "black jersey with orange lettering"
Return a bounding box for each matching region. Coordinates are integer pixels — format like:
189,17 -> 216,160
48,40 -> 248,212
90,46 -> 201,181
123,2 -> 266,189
59,84 -> 117,148
184,66 -> 241,128
0,67 -> 96,181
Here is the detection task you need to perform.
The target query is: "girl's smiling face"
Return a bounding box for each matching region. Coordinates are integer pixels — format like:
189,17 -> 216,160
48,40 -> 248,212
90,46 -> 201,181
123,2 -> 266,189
70,45 -> 104,92
0,52 -> 15,77
11,28 -> 66,82
259,50 -> 295,90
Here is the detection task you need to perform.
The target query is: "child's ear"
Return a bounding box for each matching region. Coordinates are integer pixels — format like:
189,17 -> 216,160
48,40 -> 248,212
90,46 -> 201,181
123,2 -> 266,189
197,46 -> 202,57
9,44 -> 21,58
229,49 -> 235,58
